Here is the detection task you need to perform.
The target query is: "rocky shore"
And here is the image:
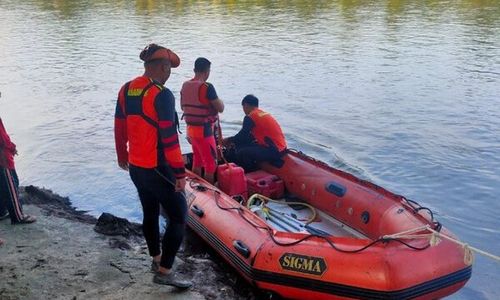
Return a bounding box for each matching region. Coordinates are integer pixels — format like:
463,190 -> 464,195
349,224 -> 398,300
0,186 -> 257,300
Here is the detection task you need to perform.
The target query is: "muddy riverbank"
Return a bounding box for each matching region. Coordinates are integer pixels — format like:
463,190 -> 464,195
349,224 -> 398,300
0,186 -> 258,300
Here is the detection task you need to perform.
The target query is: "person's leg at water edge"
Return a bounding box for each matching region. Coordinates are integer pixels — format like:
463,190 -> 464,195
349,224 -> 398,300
156,186 -> 187,265
0,167 -> 36,224
129,165 -> 191,289
129,166 -> 163,266
192,135 -> 217,183
188,122 -> 218,183
190,135 -> 204,177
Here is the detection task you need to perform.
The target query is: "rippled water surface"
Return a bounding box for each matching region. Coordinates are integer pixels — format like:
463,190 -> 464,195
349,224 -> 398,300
1,0 -> 499,298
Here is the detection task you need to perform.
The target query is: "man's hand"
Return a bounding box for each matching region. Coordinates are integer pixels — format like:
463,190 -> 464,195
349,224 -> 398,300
118,161 -> 129,171
175,177 -> 186,192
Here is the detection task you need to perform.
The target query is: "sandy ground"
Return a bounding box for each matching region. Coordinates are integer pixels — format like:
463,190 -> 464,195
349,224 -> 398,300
0,186 -> 257,300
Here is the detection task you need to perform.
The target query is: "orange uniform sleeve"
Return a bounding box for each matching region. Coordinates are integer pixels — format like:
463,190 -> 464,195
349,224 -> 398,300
114,85 -> 128,164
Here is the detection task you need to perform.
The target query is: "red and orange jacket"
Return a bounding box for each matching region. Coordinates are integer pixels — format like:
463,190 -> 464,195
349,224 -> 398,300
0,118 -> 16,169
230,108 -> 287,152
114,76 -> 185,178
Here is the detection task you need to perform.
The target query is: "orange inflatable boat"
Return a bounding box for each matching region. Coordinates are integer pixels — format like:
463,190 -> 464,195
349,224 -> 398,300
184,150 -> 472,299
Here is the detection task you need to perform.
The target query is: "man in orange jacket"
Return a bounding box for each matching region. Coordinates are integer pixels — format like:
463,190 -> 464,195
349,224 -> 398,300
223,94 -> 287,172
180,57 -> 224,183
114,43 -> 191,289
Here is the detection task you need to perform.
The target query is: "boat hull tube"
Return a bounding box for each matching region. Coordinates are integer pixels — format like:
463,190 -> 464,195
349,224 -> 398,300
185,150 -> 472,299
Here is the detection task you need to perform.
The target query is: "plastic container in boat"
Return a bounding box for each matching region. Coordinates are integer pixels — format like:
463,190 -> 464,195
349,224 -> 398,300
246,170 -> 284,199
217,163 -> 248,199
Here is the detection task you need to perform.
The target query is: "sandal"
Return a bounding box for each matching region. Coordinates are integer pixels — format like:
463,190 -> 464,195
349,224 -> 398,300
13,215 -> 36,225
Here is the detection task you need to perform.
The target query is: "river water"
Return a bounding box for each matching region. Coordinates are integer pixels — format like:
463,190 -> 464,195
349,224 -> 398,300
0,0 -> 498,298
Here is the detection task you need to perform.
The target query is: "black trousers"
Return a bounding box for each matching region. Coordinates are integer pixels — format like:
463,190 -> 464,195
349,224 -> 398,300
0,167 -> 24,223
225,143 -> 285,172
129,165 -> 187,269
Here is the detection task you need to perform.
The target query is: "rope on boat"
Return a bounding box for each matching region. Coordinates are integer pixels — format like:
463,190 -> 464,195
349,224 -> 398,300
185,176 -> 499,263
246,193 -> 317,224
383,225 -> 500,265
188,179 -> 430,252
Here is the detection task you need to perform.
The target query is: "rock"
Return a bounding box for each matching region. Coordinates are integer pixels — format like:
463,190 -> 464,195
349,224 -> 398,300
108,238 -> 132,250
22,186 -> 95,224
73,270 -> 89,277
23,185 -> 72,207
185,256 -> 214,265
94,213 -> 142,238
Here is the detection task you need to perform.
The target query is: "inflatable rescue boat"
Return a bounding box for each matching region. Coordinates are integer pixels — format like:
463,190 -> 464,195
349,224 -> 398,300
184,149 -> 472,299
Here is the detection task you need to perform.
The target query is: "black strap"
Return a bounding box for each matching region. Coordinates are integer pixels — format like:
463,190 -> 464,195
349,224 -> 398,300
124,81 -> 158,128
139,82 -> 155,98
139,82 -> 158,127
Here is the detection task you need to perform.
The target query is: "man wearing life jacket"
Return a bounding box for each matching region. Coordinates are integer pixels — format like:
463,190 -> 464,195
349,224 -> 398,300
180,57 -> 224,183
114,43 -> 191,289
223,94 -> 287,172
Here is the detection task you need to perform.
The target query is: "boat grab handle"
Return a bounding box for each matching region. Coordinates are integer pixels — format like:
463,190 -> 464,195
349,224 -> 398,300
191,205 -> 204,217
325,181 -> 346,197
233,240 -> 251,258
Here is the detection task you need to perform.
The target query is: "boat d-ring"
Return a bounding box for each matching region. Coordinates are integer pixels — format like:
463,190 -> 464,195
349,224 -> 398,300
233,240 -> 251,258
361,211 -> 370,224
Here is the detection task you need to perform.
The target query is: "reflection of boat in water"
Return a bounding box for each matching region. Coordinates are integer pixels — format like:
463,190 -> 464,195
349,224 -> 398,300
184,149 -> 472,299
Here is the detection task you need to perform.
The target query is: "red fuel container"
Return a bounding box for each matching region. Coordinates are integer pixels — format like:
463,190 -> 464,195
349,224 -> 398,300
217,163 -> 248,199
245,170 -> 285,199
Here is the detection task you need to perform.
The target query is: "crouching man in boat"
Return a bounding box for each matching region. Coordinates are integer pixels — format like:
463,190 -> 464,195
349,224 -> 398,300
223,94 -> 287,172
114,44 -> 192,289
180,57 -> 224,183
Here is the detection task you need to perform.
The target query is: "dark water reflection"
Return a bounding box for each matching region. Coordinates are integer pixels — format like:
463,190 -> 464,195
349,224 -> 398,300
1,0 -> 499,298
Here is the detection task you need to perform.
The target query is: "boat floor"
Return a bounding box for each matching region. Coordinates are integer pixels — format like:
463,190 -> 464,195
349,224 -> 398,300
254,200 -> 367,239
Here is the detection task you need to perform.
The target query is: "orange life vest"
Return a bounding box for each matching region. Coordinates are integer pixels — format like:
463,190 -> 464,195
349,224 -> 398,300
121,77 -> 163,168
180,80 -> 218,126
248,109 -> 287,152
